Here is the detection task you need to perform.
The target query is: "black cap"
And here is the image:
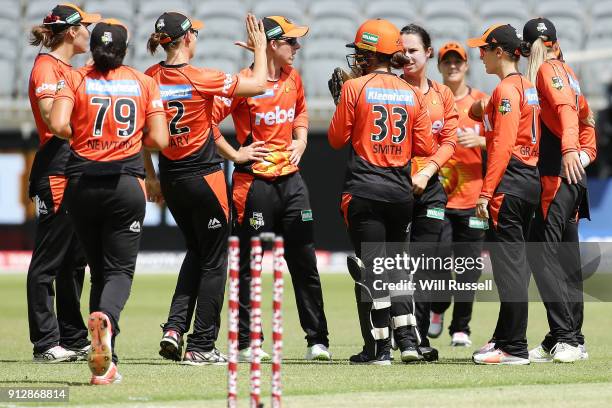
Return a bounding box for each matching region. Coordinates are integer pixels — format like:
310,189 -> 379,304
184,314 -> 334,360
523,17 -> 557,45
467,24 -> 523,55
154,12 -> 204,44
43,3 -> 101,32
262,16 -> 308,40
90,19 -> 129,50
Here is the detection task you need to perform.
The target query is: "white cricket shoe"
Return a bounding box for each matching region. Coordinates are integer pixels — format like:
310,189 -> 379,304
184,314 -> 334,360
578,344 -> 589,360
238,347 -> 271,363
451,332 -> 472,347
472,341 -> 496,356
33,345 -> 77,363
305,344 -> 331,361
551,343 -> 582,363
473,349 -> 529,365
428,312 -> 444,338
529,344 -> 552,363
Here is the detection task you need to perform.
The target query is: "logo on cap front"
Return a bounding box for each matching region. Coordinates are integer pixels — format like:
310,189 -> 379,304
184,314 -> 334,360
362,32 -> 379,44
101,32 -> 113,45
537,22 -> 547,32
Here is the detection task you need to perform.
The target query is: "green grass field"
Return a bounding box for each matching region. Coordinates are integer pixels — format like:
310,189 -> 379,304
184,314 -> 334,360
1,272 -> 612,407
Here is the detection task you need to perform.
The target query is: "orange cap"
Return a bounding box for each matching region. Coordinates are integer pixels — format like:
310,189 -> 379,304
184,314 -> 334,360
263,16 -> 308,39
347,19 -> 403,55
438,41 -> 468,62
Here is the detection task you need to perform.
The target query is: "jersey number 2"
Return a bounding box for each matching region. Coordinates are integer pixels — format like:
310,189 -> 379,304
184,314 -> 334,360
168,101 -> 190,136
371,105 -> 408,144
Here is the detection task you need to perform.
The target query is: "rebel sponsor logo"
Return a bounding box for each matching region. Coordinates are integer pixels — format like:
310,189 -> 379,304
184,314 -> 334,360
254,105 -> 295,125
159,84 -> 192,101
86,79 -> 141,96
365,88 -> 414,105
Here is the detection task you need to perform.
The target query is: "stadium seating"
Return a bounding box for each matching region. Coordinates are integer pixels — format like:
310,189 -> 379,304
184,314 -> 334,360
194,1 -> 248,40
363,0 -> 417,29
533,1 -> 585,51
253,1 -> 305,26
82,0 -> 135,24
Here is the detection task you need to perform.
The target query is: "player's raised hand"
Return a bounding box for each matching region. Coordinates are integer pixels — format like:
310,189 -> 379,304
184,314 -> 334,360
236,14 -> 266,52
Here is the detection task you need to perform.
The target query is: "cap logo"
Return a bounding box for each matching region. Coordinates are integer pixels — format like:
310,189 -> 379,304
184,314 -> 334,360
537,22 -> 547,33
266,26 -> 283,38
156,19 -> 165,30
181,19 -> 191,31
101,32 -> 113,45
362,32 -> 379,44
65,11 -> 81,24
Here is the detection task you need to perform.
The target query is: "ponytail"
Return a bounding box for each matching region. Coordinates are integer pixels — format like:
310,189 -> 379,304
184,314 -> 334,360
92,45 -> 126,73
526,38 -> 548,84
147,32 -> 181,55
390,51 -> 411,69
30,24 -> 66,49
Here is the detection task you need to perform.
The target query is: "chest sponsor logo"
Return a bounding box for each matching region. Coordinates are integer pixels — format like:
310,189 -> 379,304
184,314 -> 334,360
86,79 -> 141,96
426,207 -> 445,220
498,98 -> 512,115
468,216 -> 489,230
365,88 -> 414,105
254,105 -> 295,125
249,212 -> 265,230
552,76 -> 564,90
524,88 -> 539,106
159,84 -> 192,101
253,88 -> 275,99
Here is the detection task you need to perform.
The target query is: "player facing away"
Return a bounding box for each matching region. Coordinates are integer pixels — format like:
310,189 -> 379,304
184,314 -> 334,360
328,19 -> 435,364
145,12 -> 270,365
398,24 -> 458,362
49,20 -> 169,384
522,18 -> 597,364
429,42 -> 488,347
26,3 -> 100,363
212,16 -> 331,362
466,24 -> 539,365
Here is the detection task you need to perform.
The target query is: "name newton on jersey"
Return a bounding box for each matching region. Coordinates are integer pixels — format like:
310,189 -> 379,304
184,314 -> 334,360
366,88 -> 415,105
159,85 -> 193,101
86,79 -> 141,96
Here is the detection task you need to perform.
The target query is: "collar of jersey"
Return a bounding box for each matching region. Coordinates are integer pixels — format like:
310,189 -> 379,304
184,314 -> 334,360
160,61 -> 189,68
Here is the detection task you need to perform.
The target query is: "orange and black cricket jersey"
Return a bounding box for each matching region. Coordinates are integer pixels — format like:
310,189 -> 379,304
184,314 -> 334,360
410,79 -> 458,175
440,87 -> 488,210
55,65 -> 165,177
146,63 -> 240,177
480,73 -> 541,203
536,59 -> 596,180
29,54 -> 74,179
212,65 -> 307,179
328,71 -> 435,202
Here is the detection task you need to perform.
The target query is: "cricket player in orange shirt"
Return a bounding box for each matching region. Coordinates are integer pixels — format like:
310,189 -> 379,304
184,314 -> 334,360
144,12 -> 269,365
466,24 -> 539,365
522,18 -> 597,364
329,19 -> 435,364
26,3 -> 100,363
429,42 -> 488,348
50,19 -> 169,383
212,16 -> 330,362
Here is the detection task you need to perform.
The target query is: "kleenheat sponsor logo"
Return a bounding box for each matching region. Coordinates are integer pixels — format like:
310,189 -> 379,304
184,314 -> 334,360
365,88 -> 415,105
524,88 -> 539,106
159,85 -> 193,101
86,79 -> 141,96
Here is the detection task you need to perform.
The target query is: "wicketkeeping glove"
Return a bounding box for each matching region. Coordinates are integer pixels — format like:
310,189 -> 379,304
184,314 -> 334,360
328,67 -> 352,106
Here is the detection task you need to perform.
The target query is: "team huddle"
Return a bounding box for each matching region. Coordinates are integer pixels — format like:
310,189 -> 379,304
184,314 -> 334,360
25,2 -> 596,385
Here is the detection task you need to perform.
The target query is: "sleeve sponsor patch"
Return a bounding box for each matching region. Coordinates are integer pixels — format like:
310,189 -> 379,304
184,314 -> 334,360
524,88 -> 539,106
551,76 -> 564,90
498,98 -> 512,115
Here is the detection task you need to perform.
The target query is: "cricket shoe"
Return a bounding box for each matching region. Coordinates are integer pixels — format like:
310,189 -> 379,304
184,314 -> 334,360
529,344 -> 552,363
428,312 -> 444,338
69,344 -> 92,361
417,346 -> 439,362
451,332 -> 472,347
305,344 -> 331,361
472,341 -> 496,356
400,346 -> 420,363
473,349 -> 529,365
238,347 -> 271,363
90,362 -> 122,385
33,345 -> 77,363
349,348 -> 391,365
181,349 -> 228,366
159,329 -> 183,361
87,312 -> 113,377
579,344 -> 589,360
551,342 -> 582,363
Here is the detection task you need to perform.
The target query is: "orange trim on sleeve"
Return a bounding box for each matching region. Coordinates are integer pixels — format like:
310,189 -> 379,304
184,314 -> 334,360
489,193 -> 505,230
203,170 -> 229,222
340,193 -> 353,227
232,172 -> 255,225
48,175 -> 67,213
540,176 -> 562,220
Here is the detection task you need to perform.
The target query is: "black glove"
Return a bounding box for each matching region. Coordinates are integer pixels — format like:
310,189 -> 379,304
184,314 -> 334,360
328,67 -> 352,106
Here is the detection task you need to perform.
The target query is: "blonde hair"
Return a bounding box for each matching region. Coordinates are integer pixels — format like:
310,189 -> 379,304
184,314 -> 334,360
30,24 -> 68,49
526,38 -> 551,84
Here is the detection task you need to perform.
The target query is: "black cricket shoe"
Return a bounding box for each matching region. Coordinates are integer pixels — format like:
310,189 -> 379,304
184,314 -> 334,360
349,347 -> 392,365
417,346 -> 439,362
159,328 -> 184,361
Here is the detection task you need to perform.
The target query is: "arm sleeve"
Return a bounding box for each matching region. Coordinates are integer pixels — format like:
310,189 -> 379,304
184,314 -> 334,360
578,95 -> 597,162
144,77 -> 165,118
480,87 -> 521,200
292,73 -> 309,131
428,87 -> 458,169
31,61 -> 61,101
197,68 -> 240,98
412,96 -> 435,157
53,71 -> 76,103
327,82 -> 355,150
